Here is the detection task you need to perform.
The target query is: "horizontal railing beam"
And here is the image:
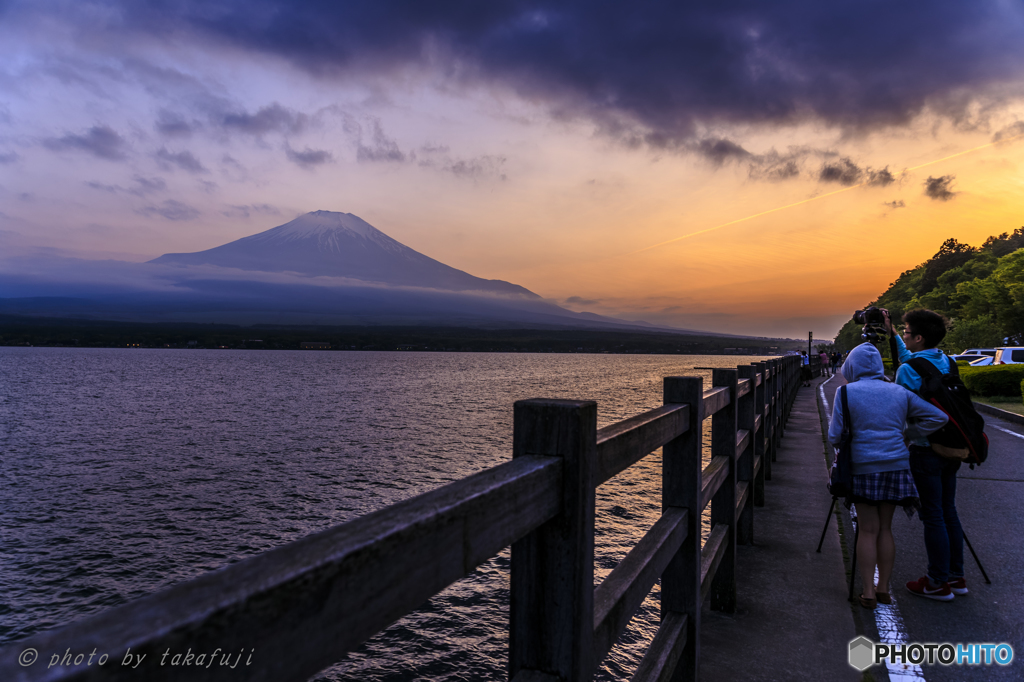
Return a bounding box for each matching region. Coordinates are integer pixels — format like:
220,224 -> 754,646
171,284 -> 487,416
702,386 -> 731,417
699,524 -> 729,604
736,378 -> 752,398
700,455 -> 730,510
629,612 -> 689,682
0,456 -> 564,682
735,428 -> 750,456
593,508 -> 688,664
735,481 -> 750,524
595,404 -> 690,486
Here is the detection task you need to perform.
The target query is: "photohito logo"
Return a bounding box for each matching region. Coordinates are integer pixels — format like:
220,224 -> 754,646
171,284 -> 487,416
848,637 -> 1014,670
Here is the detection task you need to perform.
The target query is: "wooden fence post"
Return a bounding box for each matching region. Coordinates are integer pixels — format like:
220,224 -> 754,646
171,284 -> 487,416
736,366 -> 756,545
772,359 -> 782,462
510,399 -> 597,682
662,377 -> 704,682
710,369 -> 737,613
751,362 -> 767,507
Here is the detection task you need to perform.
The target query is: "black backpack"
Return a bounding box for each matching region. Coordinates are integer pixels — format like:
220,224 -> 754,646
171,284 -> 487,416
905,357 -> 989,466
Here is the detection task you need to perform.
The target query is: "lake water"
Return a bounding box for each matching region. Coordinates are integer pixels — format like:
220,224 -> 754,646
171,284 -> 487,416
0,347 -> 772,680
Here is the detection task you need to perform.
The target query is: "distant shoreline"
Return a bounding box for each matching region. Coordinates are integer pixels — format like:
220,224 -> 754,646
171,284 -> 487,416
0,315 -> 802,355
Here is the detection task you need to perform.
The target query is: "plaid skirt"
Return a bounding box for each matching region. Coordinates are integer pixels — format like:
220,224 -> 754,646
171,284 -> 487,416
847,469 -> 920,515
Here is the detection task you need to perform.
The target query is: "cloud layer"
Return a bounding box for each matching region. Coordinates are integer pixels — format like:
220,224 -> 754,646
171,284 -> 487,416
21,0 -> 1021,145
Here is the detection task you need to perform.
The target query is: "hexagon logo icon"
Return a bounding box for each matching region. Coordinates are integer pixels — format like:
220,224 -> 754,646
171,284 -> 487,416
848,636 -> 875,671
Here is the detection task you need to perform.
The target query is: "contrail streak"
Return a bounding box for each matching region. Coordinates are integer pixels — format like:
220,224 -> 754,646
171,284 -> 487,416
626,132 -> 1024,256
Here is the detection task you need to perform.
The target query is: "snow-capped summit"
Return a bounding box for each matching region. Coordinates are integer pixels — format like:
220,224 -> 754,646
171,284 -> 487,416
264,211 -> 386,241
149,211 -> 537,297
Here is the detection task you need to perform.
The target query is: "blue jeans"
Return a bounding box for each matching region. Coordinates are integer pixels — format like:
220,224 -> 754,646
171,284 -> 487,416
909,445 -> 964,583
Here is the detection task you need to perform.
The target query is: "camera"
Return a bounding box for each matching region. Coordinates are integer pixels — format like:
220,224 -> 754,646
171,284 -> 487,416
853,306 -> 888,343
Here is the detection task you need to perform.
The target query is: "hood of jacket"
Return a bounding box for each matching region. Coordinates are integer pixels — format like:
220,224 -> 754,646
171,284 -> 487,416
842,342 -> 885,382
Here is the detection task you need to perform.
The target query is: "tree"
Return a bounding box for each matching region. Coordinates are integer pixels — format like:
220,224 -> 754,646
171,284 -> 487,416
940,315 -> 1003,353
920,238 -> 977,293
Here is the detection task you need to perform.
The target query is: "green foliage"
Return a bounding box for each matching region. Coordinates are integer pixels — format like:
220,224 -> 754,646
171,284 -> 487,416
833,228 -> 1024,350
942,315 -> 1004,353
960,364 -> 1024,397
1021,377 -> 1024,404
982,227 -> 1024,257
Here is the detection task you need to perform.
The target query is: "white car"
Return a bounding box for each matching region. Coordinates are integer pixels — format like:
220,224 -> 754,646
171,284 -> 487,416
959,348 -> 997,357
993,347 -> 1024,365
967,356 -> 993,366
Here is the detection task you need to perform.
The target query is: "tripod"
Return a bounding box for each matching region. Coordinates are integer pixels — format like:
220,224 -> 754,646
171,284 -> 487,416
816,496 -> 858,599
817,497 -> 992,598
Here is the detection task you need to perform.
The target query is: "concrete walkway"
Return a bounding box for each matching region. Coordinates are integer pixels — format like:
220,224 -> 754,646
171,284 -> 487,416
698,372 -> 862,681
824,370 -> 1024,682
697,367 -> 1024,682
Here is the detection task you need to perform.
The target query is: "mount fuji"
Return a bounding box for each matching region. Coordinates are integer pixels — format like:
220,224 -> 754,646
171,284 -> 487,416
2,211 -> 693,331
150,211 -> 536,297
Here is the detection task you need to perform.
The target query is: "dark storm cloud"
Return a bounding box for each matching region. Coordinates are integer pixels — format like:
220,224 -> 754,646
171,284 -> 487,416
417,145 -> 507,180
819,157 -> 862,185
924,175 -> 956,201
747,149 -> 802,182
137,199 -> 200,220
85,175 -> 166,196
221,103 -> 307,136
347,117 -> 405,163
155,110 -> 196,137
68,1 -> 1024,145
156,147 -> 206,173
285,145 -> 333,168
42,125 -> 128,160
867,167 -> 895,186
993,121 -> 1024,142
222,204 -> 281,219
694,138 -> 752,166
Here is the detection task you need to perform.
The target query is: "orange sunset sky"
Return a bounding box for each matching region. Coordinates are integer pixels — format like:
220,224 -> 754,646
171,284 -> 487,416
2,2 -> 1023,339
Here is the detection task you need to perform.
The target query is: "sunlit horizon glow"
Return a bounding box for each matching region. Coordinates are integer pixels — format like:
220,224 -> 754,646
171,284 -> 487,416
2,2 -> 1024,340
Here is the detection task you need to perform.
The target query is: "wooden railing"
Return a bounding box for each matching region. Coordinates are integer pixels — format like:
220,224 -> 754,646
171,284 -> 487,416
0,356 -> 801,682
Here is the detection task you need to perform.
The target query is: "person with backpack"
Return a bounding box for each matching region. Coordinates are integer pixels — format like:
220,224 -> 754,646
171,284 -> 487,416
828,342 -> 948,609
885,308 -> 972,601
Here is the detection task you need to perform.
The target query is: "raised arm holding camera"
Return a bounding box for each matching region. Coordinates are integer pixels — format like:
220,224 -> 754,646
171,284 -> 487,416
882,308 -> 967,601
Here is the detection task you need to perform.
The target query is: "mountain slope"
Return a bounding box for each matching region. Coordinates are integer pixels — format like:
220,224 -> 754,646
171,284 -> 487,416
149,211 -> 536,297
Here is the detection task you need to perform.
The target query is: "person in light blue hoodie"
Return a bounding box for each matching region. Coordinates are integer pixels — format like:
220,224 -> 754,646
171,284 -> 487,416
828,342 -> 948,609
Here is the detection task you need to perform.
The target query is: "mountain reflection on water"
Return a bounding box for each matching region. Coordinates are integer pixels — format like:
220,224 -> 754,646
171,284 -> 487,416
0,348 -> 771,681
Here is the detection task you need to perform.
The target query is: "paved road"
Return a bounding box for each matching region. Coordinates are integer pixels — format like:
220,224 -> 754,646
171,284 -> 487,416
820,373 -> 1024,681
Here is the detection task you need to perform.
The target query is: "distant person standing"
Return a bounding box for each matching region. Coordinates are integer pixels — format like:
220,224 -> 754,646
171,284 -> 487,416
884,309 -> 966,601
800,351 -> 812,387
819,350 -> 830,377
831,351 -> 842,375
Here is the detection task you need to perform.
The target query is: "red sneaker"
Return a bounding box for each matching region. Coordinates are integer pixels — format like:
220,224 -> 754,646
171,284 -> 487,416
949,577 -> 968,595
906,576 -> 954,601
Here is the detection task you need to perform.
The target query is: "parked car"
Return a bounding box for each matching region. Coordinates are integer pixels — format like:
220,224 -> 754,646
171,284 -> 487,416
968,356 -> 994,366
959,348 -> 997,357
950,354 -> 982,363
993,347 -> 1024,365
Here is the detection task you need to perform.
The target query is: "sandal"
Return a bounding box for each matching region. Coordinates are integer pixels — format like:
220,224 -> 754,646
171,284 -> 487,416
876,592 -> 892,605
858,595 -> 877,610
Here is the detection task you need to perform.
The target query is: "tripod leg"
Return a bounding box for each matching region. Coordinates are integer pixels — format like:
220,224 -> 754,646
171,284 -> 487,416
962,530 -> 991,585
817,496 -> 838,553
849,520 -> 859,601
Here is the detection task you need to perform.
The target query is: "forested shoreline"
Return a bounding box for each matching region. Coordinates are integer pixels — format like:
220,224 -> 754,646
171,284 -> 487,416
836,228 -> 1024,351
